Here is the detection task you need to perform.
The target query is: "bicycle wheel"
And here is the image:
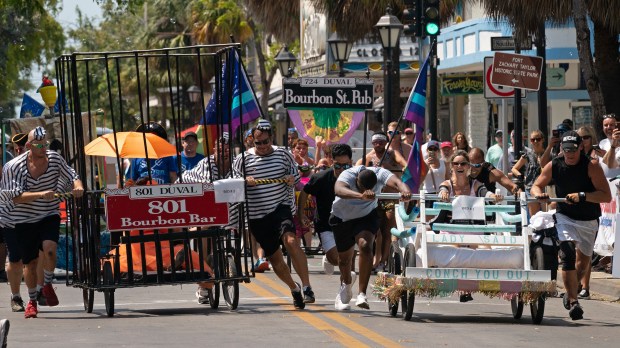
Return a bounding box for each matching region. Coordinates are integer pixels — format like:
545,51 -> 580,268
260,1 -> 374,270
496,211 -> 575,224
103,261 -> 115,317
403,244 -> 416,321
388,242 -> 402,317
223,255 -> 239,310
530,245 -> 546,324
83,288 -> 94,313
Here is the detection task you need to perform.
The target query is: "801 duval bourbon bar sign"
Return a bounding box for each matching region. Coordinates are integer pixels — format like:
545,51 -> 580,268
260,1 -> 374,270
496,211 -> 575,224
105,183 -> 229,231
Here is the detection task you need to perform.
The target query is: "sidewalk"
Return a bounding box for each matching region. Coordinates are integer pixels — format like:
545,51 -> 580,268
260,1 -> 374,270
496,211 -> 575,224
557,271 -> 620,302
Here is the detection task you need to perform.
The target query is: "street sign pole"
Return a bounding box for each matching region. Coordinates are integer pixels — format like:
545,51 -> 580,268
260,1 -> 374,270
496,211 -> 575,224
429,37 -> 438,140
537,22 -> 548,144
502,98 -> 509,174
514,44 -> 523,158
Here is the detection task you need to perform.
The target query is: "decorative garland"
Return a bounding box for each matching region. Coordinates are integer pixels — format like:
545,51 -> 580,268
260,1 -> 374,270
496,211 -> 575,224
372,273 -> 556,305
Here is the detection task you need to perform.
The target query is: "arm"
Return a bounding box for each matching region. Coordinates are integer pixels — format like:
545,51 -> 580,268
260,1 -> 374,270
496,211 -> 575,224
385,174 -> 411,199
169,171 -> 178,183
334,180 -> 364,199
511,156 -> 526,178
491,168 -> 519,195
539,137 -> 558,168
566,161 -> 611,204
297,190 -> 311,227
602,132 -> 619,169
314,136 -> 324,163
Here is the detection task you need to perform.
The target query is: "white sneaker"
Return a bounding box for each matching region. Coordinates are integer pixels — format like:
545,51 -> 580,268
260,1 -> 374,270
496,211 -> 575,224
338,282 -> 352,304
355,292 -> 370,309
334,293 -> 351,310
348,272 -> 357,300
195,286 -> 209,304
322,255 -> 334,275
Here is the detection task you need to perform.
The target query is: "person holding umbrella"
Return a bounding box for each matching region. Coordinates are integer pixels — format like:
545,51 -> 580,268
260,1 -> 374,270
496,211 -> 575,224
127,122 -> 178,184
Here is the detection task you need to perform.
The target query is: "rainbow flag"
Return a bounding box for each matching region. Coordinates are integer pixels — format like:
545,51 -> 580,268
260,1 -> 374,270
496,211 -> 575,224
201,49 -> 262,145
402,55 -> 430,193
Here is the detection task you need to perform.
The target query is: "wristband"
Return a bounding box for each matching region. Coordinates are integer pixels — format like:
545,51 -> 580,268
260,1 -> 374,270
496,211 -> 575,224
579,192 -> 586,202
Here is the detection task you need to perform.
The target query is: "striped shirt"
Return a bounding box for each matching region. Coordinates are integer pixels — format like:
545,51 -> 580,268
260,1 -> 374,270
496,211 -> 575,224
233,146 -> 300,220
0,151 -> 79,227
180,155 -> 230,183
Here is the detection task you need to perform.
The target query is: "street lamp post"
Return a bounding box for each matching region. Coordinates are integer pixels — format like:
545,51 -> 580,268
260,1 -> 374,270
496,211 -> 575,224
275,45 -> 297,78
375,7 -> 403,133
275,45 -> 298,146
187,85 -> 201,126
327,32 -> 352,77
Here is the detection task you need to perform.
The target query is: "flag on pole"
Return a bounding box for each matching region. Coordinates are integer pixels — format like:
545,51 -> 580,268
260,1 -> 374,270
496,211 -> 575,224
200,50 -> 262,150
19,93 -> 45,118
401,55 -> 430,193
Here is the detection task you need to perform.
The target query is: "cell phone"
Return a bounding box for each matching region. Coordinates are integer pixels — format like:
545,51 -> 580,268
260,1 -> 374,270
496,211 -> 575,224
592,145 -> 600,151
552,129 -> 559,137
616,123 -> 620,130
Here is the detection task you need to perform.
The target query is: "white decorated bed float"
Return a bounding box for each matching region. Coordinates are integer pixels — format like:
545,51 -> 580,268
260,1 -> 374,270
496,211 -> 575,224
373,192 -> 558,324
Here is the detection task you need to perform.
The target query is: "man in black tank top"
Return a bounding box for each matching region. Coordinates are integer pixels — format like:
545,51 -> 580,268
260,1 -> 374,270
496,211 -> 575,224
531,131 -> 611,321
468,148 -> 521,195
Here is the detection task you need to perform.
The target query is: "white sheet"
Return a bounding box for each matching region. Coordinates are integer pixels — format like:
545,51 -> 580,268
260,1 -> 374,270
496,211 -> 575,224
416,245 -> 524,269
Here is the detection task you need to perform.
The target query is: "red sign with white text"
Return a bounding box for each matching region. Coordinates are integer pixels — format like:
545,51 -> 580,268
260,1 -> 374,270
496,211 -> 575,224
105,183 -> 229,231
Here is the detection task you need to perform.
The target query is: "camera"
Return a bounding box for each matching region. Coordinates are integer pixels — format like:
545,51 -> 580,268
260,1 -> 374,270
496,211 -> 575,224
552,129 -> 559,137
592,144 -> 600,151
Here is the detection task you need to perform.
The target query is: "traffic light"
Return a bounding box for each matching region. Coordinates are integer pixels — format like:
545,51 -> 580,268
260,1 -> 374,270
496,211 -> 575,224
423,0 -> 440,37
402,1 -> 422,37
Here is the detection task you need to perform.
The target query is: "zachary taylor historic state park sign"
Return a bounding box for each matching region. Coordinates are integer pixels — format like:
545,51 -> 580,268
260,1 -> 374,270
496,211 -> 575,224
283,77 -> 374,109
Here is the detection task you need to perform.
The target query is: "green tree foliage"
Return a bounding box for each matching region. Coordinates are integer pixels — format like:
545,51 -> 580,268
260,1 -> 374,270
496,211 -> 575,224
0,0 -> 65,119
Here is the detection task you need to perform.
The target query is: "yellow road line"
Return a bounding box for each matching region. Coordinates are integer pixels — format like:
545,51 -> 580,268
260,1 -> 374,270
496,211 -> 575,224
254,275 -> 402,348
244,281 -> 369,348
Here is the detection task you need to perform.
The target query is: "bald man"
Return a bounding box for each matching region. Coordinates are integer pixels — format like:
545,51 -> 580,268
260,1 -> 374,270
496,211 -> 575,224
0,127 -> 83,318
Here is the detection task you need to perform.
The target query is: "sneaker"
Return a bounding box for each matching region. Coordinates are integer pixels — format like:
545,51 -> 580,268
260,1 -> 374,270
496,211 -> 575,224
291,283 -> 305,309
195,287 -> 210,305
338,281 -> 353,304
460,293 -> 474,302
569,301 -> 584,320
41,283 -> 59,307
355,292 -> 370,309
334,293 -> 351,310
36,290 -> 48,306
256,259 -> 270,272
322,255 -> 334,275
303,286 -> 315,304
24,300 -> 37,319
562,293 -> 570,310
578,288 -> 590,300
10,297 -> 24,312
0,319 -> 9,348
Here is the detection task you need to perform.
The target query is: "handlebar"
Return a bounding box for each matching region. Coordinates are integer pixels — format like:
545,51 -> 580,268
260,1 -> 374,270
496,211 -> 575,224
375,192 -> 567,203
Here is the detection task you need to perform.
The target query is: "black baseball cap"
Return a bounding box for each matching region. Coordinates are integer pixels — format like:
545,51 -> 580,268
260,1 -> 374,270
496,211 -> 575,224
561,131 -> 582,151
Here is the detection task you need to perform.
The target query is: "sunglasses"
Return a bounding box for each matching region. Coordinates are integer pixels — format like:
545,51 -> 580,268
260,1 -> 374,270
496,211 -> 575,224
530,137 -> 543,142
581,135 -> 592,140
405,131 -> 413,135
372,141 -> 387,145
469,163 -> 483,168
333,163 -> 352,170
452,161 -> 469,167
30,142 -> 50,149
254,138 -> 271,146
563,147 -> 579,153
388,130 -> 400,136
427,147 -> 439,152
298,165 -> 312,172
603,113 -> 617,120
316,165 -> 329,171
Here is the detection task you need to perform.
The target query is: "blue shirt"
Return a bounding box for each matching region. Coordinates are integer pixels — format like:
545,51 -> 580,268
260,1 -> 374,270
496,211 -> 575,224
129,156 -> 178,184
178,152 -> 205,172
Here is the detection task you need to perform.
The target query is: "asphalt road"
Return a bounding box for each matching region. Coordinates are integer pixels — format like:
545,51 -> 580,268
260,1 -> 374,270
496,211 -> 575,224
2,258 -> 619,347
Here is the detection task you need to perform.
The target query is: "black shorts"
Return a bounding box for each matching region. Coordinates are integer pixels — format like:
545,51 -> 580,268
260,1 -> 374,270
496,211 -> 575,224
0,227 -> 4,244
329,209 -> 380,252
4,215 -> 61,264
248,204 -> 295,257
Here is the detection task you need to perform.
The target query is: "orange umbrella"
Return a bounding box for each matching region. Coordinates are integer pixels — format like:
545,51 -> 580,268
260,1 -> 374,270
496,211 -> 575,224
84,131 -> 177,159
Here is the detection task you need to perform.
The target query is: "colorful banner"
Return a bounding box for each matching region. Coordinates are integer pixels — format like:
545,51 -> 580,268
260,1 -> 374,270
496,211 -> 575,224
287,108 -> 364,146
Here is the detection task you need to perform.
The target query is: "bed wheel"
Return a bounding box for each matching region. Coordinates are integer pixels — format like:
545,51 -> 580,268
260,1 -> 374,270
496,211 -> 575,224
223,255 -> 239,310
530,245 -> 546,324
388,242 -> 402,317
83,289 -> 94,313
404,244 -> 416,321
511,295 -> 524,319
103,261 -> 115,317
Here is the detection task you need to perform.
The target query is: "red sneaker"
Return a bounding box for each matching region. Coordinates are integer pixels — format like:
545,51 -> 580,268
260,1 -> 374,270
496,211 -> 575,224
41,283 -> 59,307
25,300 -> 38,318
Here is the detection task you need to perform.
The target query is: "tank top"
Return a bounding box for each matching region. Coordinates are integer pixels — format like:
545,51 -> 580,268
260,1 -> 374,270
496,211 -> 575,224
474,162 -> 497,192
422,160 -> 446,193
552,154 -> 601,220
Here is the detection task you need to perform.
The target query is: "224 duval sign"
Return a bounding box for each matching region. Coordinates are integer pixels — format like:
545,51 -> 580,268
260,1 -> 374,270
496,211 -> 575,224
105,183 -> 229,231
283,77 -> 374,109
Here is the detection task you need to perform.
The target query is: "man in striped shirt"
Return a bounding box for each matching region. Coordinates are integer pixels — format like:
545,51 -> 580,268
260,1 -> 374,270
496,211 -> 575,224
233,119 -> 313,309
0,127 -> 83,318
